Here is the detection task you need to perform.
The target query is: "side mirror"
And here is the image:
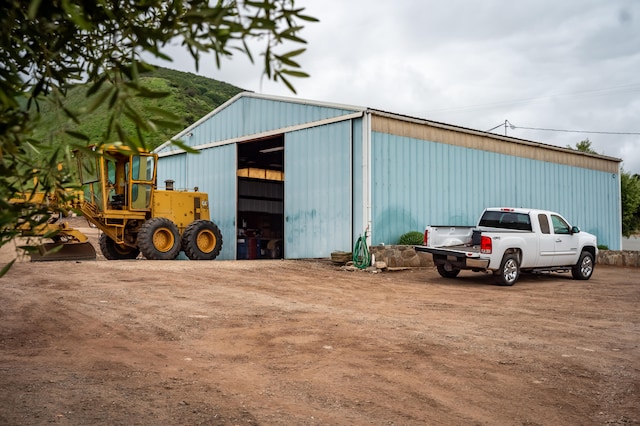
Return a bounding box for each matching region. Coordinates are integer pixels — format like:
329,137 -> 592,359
570,226 -> 580,234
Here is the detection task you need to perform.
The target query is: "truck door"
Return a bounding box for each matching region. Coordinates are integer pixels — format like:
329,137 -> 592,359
551,214 -> 579,266
536,213 -> 556,267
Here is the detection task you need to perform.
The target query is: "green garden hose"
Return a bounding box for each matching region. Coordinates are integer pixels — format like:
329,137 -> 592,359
353,232 -> 371,269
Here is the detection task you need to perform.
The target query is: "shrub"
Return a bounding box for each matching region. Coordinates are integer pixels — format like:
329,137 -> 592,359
398,231 -> 424,245
597,244 -> 609,250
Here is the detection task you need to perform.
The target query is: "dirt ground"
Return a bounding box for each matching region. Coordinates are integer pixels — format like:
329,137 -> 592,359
0,224 -> 638,425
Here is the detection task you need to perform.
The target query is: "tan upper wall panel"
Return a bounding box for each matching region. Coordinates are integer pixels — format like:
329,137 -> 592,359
371,113 -> 620,174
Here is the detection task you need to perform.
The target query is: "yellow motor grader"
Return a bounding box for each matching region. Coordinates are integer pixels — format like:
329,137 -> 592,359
75,145 -> 223,260
10,145 -> 223,261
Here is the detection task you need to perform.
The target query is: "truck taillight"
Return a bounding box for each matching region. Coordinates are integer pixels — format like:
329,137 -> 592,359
480,236 -> 492,254
423,230 -> 428,245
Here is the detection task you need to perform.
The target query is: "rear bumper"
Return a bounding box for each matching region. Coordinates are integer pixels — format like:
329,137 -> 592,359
416,245 -> 490,269
466,258 -> 490,269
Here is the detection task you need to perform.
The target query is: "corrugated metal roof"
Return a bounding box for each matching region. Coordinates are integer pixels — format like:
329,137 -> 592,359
154,92 -> 365,155
156,93 -> 620,170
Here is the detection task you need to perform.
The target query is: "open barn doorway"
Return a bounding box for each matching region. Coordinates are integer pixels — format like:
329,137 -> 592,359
236,135 -> 285,260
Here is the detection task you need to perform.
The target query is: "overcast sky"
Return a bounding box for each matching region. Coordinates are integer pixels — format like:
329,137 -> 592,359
153,0 -> 640,175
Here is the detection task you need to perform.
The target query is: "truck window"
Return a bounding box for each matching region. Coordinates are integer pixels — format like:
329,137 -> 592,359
538,214 -> 550,234
551,215 -> 571,234
479,211 -> 532,231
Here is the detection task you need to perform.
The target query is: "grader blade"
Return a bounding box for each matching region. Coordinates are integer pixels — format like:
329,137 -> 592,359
29,242 -> 97,262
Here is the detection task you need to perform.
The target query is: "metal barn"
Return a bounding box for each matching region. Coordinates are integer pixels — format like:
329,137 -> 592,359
154,92 -> 622,260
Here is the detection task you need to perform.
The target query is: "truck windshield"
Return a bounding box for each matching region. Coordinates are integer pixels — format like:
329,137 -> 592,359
479,211 -> 532,231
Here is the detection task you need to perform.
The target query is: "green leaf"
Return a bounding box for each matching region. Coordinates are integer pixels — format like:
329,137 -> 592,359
281,48 -> 307,59
64,130 -> 91,142
0,259 -> 17,278
276,73 -> 297,94
63,107 -> 81,124
123,108 -> 152,132
279,69 -> 310,78
61,0 -> 92,30
108,87 -> 120,109
279,32 -> 306,44
24,141 -> 41,155
264,45 -> 272,77
171,140 -> 200,154
149,119 -> 183,130
131,58 -> 139,83
87,85 -> 114,112
144,106 -> 181,121
242,39 -> 254,64
135,89 -> 171,99
296,14 -> 319,23
27,0 -> 42,20
42,228 -> 61,239
276,56 -> 301,68
86,75 -> 108,97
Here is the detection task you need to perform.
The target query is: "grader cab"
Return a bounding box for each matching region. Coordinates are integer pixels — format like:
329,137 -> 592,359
76,146 -> 223,260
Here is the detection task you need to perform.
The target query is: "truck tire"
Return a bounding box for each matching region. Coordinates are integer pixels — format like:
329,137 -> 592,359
571,250 -> 595,280
99,233 -> 140,260
182,220 -> 223,260
495,254 -> 520,286
436,263 -> 460,278
137,217 -> 181,260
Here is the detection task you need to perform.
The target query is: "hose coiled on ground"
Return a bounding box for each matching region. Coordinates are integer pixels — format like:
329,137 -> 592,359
353,232 -> 371,269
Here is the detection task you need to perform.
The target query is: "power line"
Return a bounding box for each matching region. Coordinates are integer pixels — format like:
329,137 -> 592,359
506,121 -> 640,136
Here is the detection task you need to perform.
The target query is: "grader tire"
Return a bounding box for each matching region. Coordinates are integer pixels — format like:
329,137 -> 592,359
99,233 -> 139,260
137,217 -> 181,260
182,220 -> 223,260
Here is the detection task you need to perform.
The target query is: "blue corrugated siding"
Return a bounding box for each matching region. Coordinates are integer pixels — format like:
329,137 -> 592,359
371,133 -> 621,249
157,96 -> 358,154
285,121 -> 352,258
351,118 -> 365,240
156,154 -> 187,190
184,145 -> 237,260
157,145 -> 237,260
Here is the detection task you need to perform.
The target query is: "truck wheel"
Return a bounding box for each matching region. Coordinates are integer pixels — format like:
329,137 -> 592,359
137,217 -> 181,260
572,251 -> 595,280
182,220 -> 223,260
495,254 -> 520,286
436,263 -> 460,278
99,233 -> 140,260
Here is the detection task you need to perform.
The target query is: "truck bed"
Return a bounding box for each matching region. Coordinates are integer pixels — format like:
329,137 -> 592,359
415,244 -> 481,257
415,243 -> 489,270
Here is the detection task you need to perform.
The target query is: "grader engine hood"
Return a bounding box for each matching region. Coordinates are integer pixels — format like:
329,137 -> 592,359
152,190 -> 210,231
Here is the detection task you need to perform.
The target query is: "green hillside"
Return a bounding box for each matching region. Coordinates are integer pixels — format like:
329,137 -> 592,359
32,66 -> 245,150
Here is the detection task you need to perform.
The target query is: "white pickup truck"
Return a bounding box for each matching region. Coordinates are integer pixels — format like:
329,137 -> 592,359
415,208 -> 598,286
